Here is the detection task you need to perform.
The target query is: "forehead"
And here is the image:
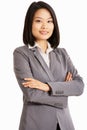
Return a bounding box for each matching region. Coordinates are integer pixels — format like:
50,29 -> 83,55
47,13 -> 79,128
33,8 -> 52,19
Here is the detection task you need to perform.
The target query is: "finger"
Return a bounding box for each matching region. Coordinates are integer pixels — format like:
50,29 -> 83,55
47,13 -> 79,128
68,73 -> 72,80
67,73 -> 71,79
22,82 -> 29,87
65,72 -> 70,81
65,72 -> 72,81
67,73 -> 72,81
22,81 -> 32,85
22,81 -> 36,88
24,78 -> 34,81
22,83 -> 33,88
22,82 -> 29,85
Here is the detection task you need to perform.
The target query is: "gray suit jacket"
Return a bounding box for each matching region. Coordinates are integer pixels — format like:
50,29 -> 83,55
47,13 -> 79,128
13,45 -> 84,130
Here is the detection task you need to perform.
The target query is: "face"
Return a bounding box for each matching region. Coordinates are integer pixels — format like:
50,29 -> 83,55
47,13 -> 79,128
32,8 -> 54,43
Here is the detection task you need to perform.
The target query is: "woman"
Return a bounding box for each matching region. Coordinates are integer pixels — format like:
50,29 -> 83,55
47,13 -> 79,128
13,1 -> 84,130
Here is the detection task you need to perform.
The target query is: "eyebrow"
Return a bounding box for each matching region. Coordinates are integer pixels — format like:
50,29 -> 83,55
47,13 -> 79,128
34,17 -> 53,19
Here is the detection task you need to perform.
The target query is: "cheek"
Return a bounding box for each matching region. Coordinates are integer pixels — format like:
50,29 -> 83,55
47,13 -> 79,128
49,26 -> 54,34
49,24 -> 54,31
32,25 -> 37,36
32,24 -> 40,34
52,25 -> 54,31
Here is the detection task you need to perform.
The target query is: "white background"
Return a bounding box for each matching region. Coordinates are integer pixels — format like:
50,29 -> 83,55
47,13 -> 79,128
0,0 -> 87,130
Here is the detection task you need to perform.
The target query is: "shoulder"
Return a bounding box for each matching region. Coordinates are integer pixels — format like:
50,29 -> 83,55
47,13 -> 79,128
13,45 -> 31,56
54,47 -> 68,55
54,47 -> 70,59
13,45 -> 28,53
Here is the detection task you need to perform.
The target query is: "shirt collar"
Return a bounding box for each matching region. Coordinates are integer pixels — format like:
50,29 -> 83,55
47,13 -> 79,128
29,42 -> 53,54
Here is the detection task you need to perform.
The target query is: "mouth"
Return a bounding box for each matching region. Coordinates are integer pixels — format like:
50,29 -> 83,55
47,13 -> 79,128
39,31 -> 48,35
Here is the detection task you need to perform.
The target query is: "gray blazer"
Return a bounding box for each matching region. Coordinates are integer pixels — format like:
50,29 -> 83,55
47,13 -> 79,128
13,45 -> 84,130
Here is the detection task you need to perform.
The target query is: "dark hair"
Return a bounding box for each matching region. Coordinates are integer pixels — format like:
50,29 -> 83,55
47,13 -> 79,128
23,1 -> 60,48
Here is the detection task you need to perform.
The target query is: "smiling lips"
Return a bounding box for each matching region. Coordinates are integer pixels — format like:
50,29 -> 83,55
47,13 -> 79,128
39,31 -> 48,35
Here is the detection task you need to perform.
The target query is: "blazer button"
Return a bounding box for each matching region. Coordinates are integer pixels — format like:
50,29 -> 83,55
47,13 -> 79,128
55,90 -> 64,94
55,91 -> 58,94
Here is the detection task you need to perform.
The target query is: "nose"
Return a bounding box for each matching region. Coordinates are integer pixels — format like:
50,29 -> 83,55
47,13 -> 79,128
41,22 -> 47,29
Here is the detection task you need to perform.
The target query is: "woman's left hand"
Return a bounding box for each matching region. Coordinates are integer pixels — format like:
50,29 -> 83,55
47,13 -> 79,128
22,78 -> 50,92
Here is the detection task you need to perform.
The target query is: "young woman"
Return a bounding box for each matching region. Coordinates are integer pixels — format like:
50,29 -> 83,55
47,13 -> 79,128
13,1 -> 84,130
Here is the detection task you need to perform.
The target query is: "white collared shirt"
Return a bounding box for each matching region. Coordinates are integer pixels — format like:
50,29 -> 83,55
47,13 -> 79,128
29,42 -> 53,67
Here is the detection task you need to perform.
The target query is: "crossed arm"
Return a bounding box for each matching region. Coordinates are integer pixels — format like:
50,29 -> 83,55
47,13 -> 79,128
22,72 -> 72,92
14,48 -> 84,108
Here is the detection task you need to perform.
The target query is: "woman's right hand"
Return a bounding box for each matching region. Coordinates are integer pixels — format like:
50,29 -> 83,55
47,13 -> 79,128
65,72 -> 73,81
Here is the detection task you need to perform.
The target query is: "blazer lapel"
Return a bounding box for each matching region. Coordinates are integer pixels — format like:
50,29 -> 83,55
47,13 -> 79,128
32,47 -> 55,81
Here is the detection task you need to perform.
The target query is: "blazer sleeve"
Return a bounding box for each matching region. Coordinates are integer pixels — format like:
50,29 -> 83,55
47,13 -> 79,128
13,47 -> 68,108
47,48 -> 84,96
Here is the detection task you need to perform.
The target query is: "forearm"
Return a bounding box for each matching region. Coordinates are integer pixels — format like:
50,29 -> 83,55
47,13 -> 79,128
17,80 -> 67,108
47,78 -> 84,96
22,78 -> 51,92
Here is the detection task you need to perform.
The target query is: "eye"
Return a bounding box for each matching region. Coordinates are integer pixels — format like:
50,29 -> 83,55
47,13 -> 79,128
34,19 -> 42,23
47,20 -> 53,23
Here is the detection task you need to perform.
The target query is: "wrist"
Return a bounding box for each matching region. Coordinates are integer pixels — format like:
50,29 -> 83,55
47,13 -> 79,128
44,84 -> 50,92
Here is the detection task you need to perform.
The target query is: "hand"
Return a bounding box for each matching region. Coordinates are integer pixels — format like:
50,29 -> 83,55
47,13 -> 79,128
22,78 -> 50,92
65,72 -> 73,81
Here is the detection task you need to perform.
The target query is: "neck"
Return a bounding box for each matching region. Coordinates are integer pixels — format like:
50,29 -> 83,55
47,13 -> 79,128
36,40 -> 48,53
